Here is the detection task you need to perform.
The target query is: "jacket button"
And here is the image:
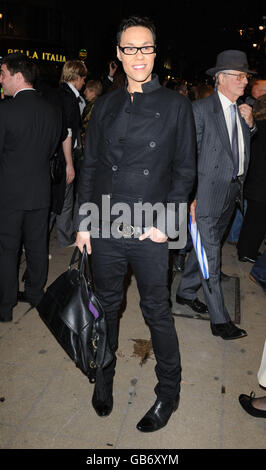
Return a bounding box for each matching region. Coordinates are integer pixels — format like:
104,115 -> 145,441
143,169 -> 149,175
155,112 -> 160,118
112,165 -> 118,171
149,141 -> 156,148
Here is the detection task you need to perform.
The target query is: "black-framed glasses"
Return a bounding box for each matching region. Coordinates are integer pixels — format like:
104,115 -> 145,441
222,72 -> 252,81
118,45 -> 156,55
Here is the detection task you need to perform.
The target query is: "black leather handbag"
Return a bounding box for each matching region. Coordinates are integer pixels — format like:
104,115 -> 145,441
37,247 -> 113,399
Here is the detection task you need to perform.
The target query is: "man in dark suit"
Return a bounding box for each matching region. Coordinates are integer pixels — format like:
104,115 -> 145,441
176,50 -> 257,340
76,16 -> 196,432
0,53 -> 62,322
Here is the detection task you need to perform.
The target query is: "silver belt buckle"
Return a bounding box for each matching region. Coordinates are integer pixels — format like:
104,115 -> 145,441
118,223 -> 135,238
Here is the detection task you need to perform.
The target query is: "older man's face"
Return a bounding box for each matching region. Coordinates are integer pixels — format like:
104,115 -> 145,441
218,70 -> 249,102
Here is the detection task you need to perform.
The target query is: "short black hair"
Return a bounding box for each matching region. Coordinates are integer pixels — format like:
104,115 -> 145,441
117,16 -> 156,45
2,53 -> 37,85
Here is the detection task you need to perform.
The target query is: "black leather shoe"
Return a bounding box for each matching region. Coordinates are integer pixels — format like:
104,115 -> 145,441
136,397 -> 179,432
211,321 -> 247,340
176,295 -> 208,313
92,392 -> 113,417
238,255 -> 256,263
239,392 -> 266,418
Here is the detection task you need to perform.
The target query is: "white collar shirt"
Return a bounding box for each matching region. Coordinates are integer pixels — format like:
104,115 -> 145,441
218,90 -> 244,176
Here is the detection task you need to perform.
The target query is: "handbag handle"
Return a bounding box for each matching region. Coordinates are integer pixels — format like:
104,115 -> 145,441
69,246 -> 92,283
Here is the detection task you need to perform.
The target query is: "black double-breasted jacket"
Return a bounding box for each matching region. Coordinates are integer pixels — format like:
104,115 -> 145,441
77,75 -> 196,230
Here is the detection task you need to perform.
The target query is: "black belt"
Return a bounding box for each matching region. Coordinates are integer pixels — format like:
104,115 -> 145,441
92,220 -> 146,238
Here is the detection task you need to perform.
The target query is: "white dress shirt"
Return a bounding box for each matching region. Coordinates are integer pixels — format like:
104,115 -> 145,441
218,90 -> 244,176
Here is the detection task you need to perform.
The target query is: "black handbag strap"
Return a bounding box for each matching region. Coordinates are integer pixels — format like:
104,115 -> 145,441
69,246 -> 92,283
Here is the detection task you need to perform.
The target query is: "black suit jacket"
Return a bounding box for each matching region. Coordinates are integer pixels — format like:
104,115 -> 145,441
0,89 -> 62,210
57,82 -> 81,148
77,75 -> 196,230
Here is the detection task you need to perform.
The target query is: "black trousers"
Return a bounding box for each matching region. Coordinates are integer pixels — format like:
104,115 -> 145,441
237,199 -> 266,259
0,207 -> 49,316
91,234 -> 181,401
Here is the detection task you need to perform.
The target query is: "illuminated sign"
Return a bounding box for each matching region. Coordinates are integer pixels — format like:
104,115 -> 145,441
79,48 -> 87,60
7,49 -> 66,62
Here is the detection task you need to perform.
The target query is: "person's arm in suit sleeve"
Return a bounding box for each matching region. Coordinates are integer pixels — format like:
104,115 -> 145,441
188,100 -> 204,223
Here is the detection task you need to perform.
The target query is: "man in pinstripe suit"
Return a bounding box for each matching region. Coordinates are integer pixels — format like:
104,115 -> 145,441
176,50 -> 257,340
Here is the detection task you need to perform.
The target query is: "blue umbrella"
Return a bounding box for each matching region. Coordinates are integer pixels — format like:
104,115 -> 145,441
188,214 -> 211,292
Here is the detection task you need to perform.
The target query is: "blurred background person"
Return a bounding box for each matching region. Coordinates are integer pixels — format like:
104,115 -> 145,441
237,94 -> 266,263
226,79 -> 266,245
194,83 -> 214,100
81,80 -> 102,146
49,60 -> 87,248
250,79 -> 266,101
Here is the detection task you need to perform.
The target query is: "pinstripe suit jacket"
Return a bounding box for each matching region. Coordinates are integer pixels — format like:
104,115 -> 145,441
193,91 -> 253,217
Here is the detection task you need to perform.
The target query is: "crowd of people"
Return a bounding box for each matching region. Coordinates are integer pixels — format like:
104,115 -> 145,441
0,15 -> 265,432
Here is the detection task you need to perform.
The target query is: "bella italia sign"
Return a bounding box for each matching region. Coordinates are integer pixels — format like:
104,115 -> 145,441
7,48 -> 66,63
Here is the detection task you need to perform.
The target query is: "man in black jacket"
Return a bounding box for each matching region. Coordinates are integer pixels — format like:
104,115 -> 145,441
0,53 -> 62,322
76,16 -> 196,432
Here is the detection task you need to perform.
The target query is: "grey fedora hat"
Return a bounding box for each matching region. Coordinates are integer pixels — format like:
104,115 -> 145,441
206,50 -> 256,76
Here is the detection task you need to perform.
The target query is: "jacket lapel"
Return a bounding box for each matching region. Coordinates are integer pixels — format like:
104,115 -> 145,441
212,92 -> 233,161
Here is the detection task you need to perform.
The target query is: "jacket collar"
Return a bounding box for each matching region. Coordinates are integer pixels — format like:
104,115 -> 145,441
124,73 -> 161,94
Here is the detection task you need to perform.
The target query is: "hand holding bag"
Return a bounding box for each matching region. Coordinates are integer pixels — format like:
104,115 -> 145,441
37,246 -> 113,400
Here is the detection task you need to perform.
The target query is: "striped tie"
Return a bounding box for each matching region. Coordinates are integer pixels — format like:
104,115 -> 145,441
230,104 -> 239,179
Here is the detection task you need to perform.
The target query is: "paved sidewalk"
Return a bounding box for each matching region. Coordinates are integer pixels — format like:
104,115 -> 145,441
0,234 -> 265,450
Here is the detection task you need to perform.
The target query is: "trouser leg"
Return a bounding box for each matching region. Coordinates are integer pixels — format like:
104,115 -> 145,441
0,209 -> 23,315
90,236 -> 128,390
128,238 -> 181,401
178,182 -> 239,324
22,208 -> 49,304
55,182 -> 75,247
